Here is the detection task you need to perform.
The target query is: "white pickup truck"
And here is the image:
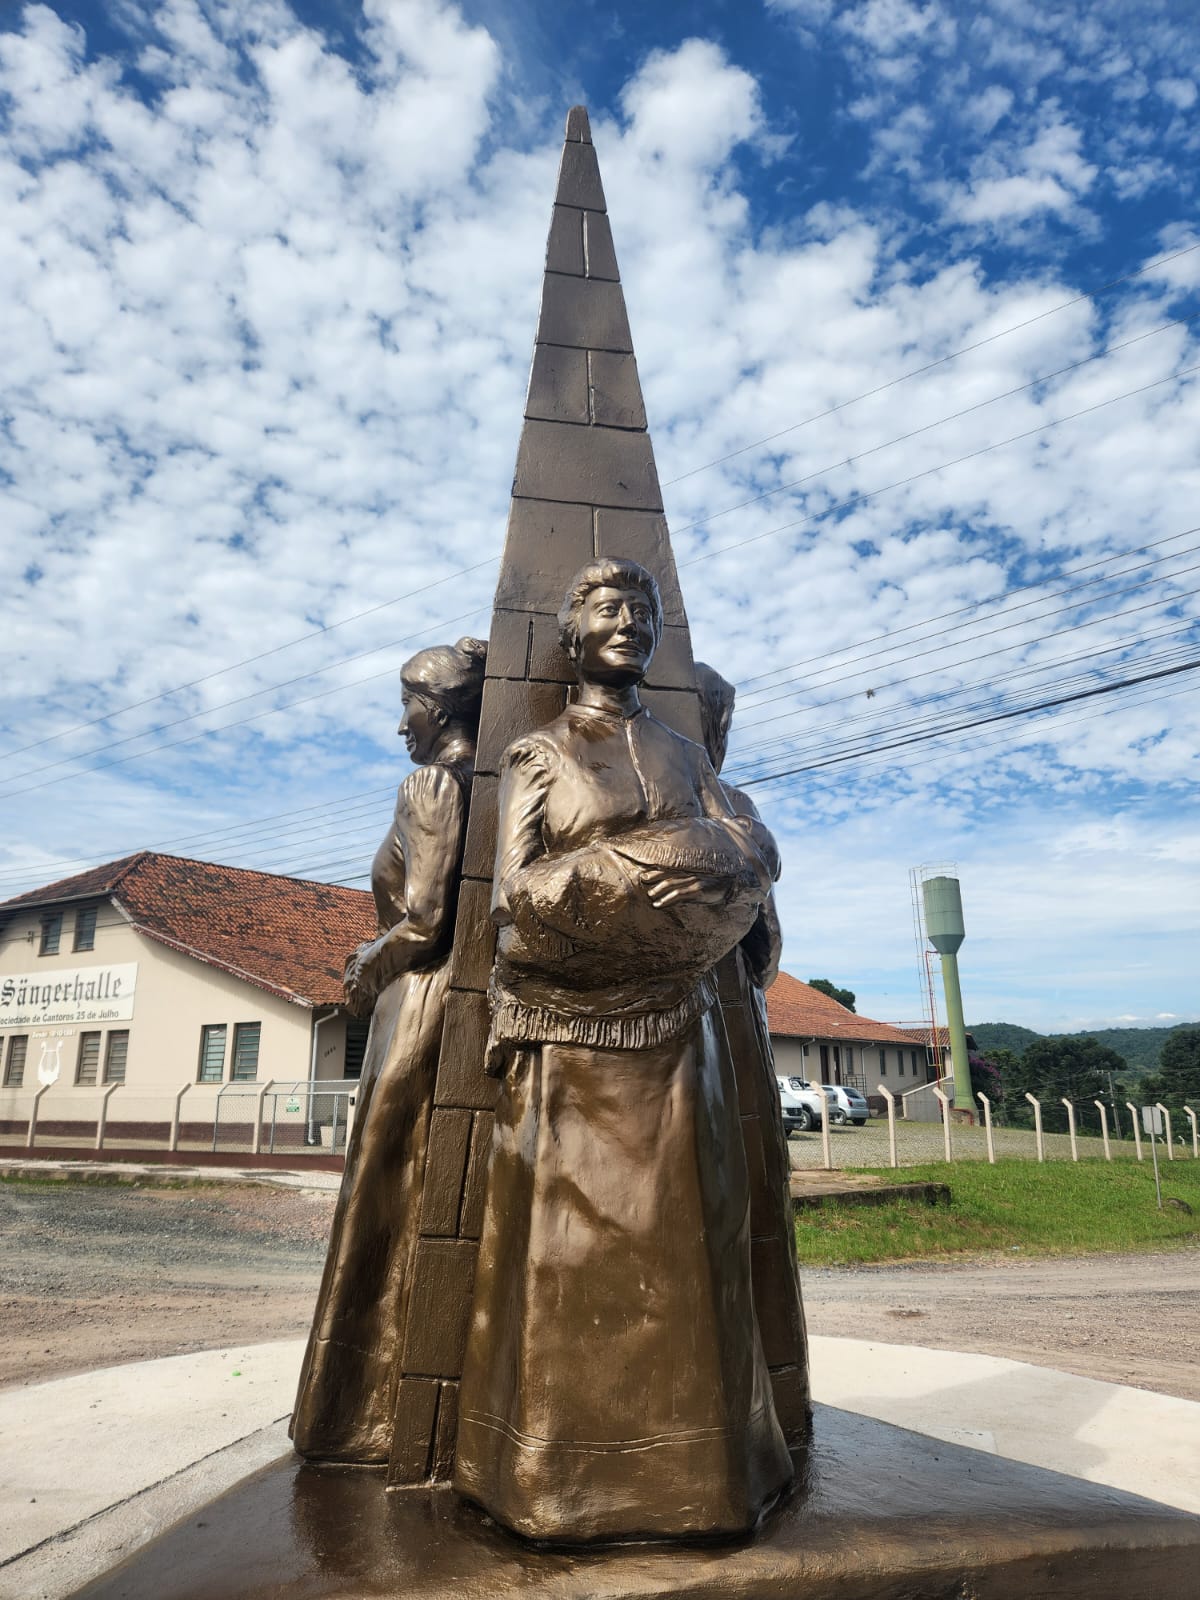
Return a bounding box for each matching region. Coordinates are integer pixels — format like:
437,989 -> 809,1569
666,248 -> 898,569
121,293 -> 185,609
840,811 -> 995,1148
775,1076 -> 825,1135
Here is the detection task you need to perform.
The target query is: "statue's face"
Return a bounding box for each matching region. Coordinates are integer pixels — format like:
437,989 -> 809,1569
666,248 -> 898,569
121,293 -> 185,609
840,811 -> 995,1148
708,703 -> 733,774
574,585 -> 657,684
398,688 -> 444,764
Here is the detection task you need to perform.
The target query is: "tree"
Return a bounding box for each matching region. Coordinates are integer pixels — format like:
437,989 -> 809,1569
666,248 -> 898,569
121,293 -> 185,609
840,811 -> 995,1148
1007,1035 -> 1127,1132
970,1048 -> 1015,1107
1153,1025 -> 1200,1112
807,978 -> 856,1013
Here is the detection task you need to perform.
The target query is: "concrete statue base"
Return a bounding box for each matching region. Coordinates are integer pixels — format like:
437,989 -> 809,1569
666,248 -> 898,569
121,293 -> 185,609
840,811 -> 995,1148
71,1403 -> 1200,1600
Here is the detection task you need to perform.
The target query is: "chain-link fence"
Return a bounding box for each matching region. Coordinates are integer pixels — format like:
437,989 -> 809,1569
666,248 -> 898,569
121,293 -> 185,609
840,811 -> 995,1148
787,1092 -> 1199,1171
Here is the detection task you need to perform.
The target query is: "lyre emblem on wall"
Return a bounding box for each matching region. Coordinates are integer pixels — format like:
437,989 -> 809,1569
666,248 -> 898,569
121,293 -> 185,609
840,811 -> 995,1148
36,1037 -> 63,1087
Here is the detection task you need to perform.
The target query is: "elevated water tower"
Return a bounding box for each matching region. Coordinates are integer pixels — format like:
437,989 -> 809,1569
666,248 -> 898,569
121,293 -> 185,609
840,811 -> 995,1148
921,873 -> 973,1111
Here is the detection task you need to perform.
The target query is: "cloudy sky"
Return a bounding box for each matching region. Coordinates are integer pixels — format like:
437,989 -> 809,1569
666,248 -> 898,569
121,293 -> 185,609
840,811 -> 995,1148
2,0 -> 1198,1034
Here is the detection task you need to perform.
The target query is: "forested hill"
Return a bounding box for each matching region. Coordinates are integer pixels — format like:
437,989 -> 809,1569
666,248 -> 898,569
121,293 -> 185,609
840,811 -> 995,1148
969,1022 -> 1041,1056
970,1022 -> 1198,1076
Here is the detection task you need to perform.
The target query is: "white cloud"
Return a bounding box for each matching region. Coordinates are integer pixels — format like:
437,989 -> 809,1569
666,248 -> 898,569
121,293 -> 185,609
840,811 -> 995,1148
0,0 -> 1197,1028
1157,76 -> 1196,112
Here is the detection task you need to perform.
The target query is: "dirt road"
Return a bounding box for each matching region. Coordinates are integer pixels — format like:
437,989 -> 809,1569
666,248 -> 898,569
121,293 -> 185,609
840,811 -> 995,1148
802,1253 -> 1200,1401
2,1179 -> 1198,1400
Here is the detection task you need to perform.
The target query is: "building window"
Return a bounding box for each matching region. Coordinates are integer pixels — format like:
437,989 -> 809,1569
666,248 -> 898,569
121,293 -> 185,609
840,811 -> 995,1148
103,1030 -> 129,1085
231,1022 -> 261,1083
344,1020 -> 370,1081
73,906 -> 98,952
39,913 -> 63,956
4,1035 -> 27,1087
911,1050 -> 919,1073
76,1032 -> 101,1085
198,1025 -> 227,1083
819,1044 -> 829,1075
897,1050 -> 905,1077
878,1047 -> 886,1077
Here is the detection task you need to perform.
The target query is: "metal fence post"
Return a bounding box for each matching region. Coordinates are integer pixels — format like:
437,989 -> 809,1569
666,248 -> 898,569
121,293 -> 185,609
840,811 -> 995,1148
1156,1103 -> 1175,1160
27,1084 -> 50,1149
170,1082 -> 191,1152
1061,1098 -> 1078,1161
1185,1105 -> 1198,1160
819,1090 -> 832,1171
1093,1099 -> 1112,1161
95,1083 -> 121,1151
252,1080 -> 275,1156
877,1084 -> 898,1168
976,1091 -> 995,1163
1126,1102 -> 1143,1161
1024,1092 -> 1045,1162
931,1087 -> 953,1163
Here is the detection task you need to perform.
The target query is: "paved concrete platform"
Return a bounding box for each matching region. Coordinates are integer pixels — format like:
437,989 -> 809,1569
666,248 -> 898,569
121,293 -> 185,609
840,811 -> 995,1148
2,1336 -> 1198,1598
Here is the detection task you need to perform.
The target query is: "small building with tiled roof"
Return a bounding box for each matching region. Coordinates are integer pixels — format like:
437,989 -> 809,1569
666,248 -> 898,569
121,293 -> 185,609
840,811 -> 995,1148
889,1022 -> 978,1079
765,972 -> 937,1096
0,853 -> 376,1151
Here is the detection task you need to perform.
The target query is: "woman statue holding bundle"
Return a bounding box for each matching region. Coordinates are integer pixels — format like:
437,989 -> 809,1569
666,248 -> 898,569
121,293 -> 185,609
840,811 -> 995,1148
291,636 -> 487,1463
695,661 -> 810,1446
453,559 -> 793,1544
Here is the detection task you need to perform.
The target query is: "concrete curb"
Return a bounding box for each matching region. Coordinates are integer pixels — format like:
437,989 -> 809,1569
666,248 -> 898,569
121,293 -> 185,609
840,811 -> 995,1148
0,1158 -> 341,1192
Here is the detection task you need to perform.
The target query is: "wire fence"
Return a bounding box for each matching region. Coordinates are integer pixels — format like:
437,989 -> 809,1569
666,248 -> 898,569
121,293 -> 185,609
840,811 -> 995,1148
0,1079 -> 357,1158
787,1091 -> 1199,1170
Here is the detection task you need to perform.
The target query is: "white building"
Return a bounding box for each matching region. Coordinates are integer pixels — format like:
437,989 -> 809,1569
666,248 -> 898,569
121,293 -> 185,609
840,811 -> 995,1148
765,972 -> 935,1099
0,852 -> 375,1153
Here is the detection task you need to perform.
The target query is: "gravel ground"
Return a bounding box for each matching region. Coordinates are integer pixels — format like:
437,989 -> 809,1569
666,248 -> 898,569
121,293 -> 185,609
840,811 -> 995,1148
0,1180 -> 331,1389
2,1178 -> 1198,1401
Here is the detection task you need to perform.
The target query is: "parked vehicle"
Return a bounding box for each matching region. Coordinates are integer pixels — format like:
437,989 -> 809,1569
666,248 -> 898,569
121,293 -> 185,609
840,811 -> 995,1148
783,1079 -> 870,1127
819,1083 -> 870,1126
776,1076 -> 820,1135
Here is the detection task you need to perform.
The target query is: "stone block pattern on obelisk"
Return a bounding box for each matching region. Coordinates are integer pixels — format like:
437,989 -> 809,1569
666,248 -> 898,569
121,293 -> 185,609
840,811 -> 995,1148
386,105 -> 700,1486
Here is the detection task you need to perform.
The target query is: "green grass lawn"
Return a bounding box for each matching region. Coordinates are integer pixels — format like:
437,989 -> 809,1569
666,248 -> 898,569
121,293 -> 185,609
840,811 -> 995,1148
793,1158 -> 1200,1266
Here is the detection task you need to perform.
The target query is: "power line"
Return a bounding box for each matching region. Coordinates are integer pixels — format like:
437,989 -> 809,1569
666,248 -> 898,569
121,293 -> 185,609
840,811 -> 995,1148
734,635 -> 1200,778
4,559 -> 499,762
9,358 -> 1195,805
10,238 -> 1197,765
734,554 -> 1200,733
23,291 -> 1173,790
735,524 -> 1200,694
737,656 -> 1200,787
0,605 -> 491,801
733,675 -> 1200,805
661,238 -> 1200,488
729,616 -> 1200,775
671,307 -> 1200,539
681,359 -> 1200,569
20,301 -> 1178,787
0,787 -> 397,890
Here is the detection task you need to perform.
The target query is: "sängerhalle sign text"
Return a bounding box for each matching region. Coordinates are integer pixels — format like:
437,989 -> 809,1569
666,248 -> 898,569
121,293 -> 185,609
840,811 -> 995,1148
0,964 -> 138,1028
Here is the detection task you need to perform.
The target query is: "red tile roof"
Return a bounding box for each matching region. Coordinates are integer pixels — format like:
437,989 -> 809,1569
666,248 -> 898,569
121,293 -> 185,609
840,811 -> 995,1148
0,853 -> 376,1007
893,1024 -> 978,1051
765,971 -> 917,1046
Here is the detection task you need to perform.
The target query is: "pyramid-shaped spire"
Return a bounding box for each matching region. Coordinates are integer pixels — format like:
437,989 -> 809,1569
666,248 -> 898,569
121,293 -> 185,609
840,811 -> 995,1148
385,109 -> 700,1487
486,104 -> 700,749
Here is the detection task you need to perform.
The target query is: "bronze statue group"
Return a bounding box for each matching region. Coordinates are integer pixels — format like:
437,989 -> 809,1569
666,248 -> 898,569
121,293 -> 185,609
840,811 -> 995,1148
290,559 -> 808,1545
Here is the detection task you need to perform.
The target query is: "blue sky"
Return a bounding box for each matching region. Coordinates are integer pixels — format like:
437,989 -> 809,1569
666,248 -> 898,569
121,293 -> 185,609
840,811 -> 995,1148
1,0 -> 1198,1033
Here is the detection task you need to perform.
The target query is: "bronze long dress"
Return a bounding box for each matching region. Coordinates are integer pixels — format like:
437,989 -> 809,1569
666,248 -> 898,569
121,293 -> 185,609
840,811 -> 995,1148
453,704 -> 791,1543
290,747 -> 471,1463
719,783 -> 810,1446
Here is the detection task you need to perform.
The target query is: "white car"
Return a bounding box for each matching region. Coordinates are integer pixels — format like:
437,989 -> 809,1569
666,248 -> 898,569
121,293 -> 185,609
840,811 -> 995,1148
817,1083 -> 870,1126
777,1076 -> 824,1134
